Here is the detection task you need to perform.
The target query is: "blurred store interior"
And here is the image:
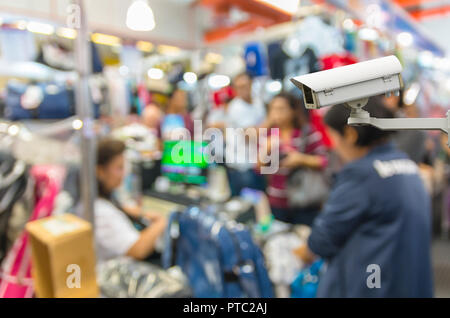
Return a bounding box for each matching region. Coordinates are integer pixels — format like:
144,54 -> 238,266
0,0 -> 449,298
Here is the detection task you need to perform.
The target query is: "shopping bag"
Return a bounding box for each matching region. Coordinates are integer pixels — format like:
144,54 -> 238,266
0,166 -> 65,298
290,259 -> 324,298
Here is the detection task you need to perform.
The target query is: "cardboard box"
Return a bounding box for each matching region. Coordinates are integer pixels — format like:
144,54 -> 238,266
26,213 -> 99,298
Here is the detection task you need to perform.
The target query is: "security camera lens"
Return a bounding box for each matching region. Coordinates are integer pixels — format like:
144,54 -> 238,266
303,85 -> 314,105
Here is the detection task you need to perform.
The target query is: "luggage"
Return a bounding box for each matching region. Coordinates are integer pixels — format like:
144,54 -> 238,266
98,257 -> 192,298
5,81 -> 73,120
163,206 -> 274,298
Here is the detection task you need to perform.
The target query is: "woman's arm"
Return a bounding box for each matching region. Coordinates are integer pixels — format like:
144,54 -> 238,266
126,215 -> 167,260
278,124 -> 329,170
281,151 -> 326,170
122,205 -> 141,218
294,243 -> 317,264
256,135 -> 276,169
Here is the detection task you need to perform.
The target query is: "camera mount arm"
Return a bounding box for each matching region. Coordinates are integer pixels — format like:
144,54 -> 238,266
347,106 -> 450,147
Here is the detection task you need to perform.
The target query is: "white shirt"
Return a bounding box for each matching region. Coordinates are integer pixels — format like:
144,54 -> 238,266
206,107 -> 226,126
226,97 -> 266,129
225,97 -> 266,171
94,198 -> 140,263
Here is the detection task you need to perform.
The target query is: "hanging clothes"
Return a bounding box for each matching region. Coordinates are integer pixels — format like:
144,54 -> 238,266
0,165 -> 66,298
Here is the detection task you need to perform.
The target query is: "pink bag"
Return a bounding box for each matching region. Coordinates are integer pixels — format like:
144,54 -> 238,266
0,165 -> 65,298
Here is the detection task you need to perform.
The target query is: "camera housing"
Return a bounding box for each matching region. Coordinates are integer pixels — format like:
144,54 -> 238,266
290,55 -> 449,147
290,55 -> 403,109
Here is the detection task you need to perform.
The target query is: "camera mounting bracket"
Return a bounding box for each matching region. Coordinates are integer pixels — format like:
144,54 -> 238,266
348,109 -> 450,147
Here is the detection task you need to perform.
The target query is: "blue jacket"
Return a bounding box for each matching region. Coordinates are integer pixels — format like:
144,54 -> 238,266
308,142 -> 433,298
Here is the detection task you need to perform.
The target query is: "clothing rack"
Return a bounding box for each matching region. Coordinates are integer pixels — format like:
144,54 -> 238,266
0,119 -> 81,166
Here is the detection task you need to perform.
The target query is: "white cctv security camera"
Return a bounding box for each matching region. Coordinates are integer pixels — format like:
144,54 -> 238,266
290,55 -> 450,147
290,55 -> 403,110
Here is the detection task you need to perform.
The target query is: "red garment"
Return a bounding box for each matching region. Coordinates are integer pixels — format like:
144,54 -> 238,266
309,110 -> 332,149
137,83 -> 151,107
265,126 -> 328,209
320,53 -> 358,70
212,86 -> 235,108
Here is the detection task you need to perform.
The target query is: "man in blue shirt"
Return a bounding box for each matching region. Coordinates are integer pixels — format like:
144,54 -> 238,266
296,98 -> 433,297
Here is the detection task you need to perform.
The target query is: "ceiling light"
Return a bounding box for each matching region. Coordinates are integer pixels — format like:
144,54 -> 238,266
266,80 -> 282,94
208,74 -> 230,89
119,65 -> 129,76
72,119 -> 83,130
57,27 -> 77,39
183,72 -> 197,85
157,45 -> 181,55
136,40 -> 154,52
397,32 -> 413,47
26,21 -> 54,35
205,52 -> 223,64
8,125 -> 20,136
91,33 -> 121,47
15,20 -> 27,31
358,28 -> 379,41
418,51 -> 434,68
148,68 -> 164,80
126,0 -> 156,31
342,18 -> 356,31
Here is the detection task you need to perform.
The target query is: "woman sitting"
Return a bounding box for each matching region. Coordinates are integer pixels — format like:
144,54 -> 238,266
95,138 -> 167,263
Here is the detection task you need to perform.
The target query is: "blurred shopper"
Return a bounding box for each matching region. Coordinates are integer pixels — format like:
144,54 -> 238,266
142,102 -> 164,152
142,102 -> 164,131
259,92 -> 328,225
95,138 -> 167,263
159,88 -> 194,141
225,73 -> 266,196
434,132 -> 450,237
295,99 -> 433,297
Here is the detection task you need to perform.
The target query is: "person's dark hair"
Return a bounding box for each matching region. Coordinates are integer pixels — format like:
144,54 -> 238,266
97,138 -> 126,167
324,97 -> 395,147
96,138 -> 126,198
233,72 -> 252,84
272,92 -> 308,129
